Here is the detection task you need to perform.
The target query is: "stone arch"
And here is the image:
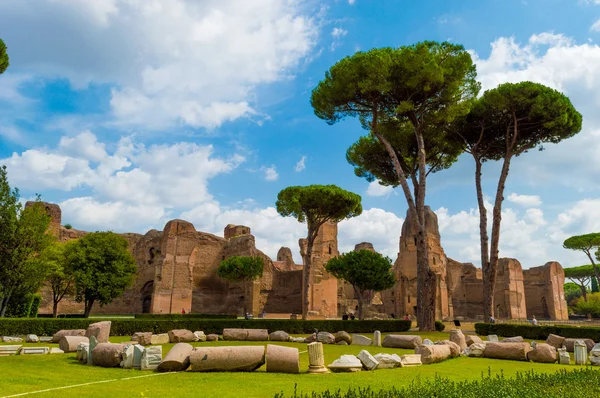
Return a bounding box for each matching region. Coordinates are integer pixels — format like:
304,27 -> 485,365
141,280 -> 154,313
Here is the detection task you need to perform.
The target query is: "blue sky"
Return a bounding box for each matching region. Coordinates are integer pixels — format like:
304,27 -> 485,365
1,0 -> 600,269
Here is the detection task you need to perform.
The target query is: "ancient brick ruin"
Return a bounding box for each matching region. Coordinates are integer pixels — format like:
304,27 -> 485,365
33,202 -> 568,320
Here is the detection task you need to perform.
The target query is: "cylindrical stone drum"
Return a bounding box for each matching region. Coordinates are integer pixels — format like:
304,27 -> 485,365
59,336 -> 89,353
157,343 -> 193,372
266,344 -> 299,374
189,346 -> 265,372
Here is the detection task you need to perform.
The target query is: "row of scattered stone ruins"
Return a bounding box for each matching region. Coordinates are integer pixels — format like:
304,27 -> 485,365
33,202 -> 568,320
4,321 -> 597,368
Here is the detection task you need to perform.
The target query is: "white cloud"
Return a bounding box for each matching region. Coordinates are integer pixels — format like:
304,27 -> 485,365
472,33 -> 600,191
592,18 -> 600,32
366,181 -> 394,197
1,131 -> 245,231
331,27 -> 348,38
261,165 -> 279,181
294,156 -> 306,172
507,193 -> 542,207
338,208 -> 404,259
61,197 -> 168,233
348,0 -> 356,4
330,27 -> 348,51
0,0 -> 320,129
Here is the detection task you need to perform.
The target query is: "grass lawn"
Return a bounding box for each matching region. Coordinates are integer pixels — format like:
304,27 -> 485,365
0,331 -> 590,398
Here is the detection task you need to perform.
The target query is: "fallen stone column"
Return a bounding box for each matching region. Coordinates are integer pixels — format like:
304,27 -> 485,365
52,329 -> 85,343
246,329 -> 269,341
85,321 -> 111,343
168,329 -> 196,343
449,330 -> 467,351
436,340 -> 461,358
223,329 -> 247,341
59,336 -> 89,353
157,343 -> 194,372
382,335 -> 422,349
545,334 -> 565,349
92,343 -> 123,367
132,332 -> 152,346
483,342 -> 532,361
189,346 -> 265,372
415,344 -> 452,364
265,344 -> 299,374
527,343 -> 557,363
465,335 -> 483,346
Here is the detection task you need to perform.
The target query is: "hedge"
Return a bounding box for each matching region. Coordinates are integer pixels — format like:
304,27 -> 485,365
274,368 -> 600,398
134,313 -> 237,320
0,319 -> 411,336
475,322 -> 600,341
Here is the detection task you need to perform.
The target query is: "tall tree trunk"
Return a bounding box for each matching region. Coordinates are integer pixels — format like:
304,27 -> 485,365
487,152 -> 513,320
356,288 -> 365,321
243,279 -> 248,317
372,127 -> 434,331
415,210 -> 436,330
0,290 -> 12,317
414,120 -> 435,331
302,229 -> 316,321
53,300 -> 59,318
584,250 -> 600,287
84,298 -> 95,318
473,156 -> 492,320
579,282 -> 588,302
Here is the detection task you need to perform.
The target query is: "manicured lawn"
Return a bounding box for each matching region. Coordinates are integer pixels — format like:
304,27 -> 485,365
0,331 -> 589,398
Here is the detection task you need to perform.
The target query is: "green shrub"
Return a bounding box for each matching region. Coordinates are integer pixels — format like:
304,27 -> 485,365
64,223 -> 72,229
574,293 -> 600,317
5,293 -> 41,318
475,322 -> 600,341
435,320 -> 445,332
273,368 -> 600,398
29,294 -> 41,318
0,318 -> 411,336
134,313 -> 237,319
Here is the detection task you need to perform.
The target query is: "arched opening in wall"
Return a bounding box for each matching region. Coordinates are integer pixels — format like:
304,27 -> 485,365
541,297 -> 550,319
328,245 -> 332,255
141,281 -> 154,313
148,247 -> 156,265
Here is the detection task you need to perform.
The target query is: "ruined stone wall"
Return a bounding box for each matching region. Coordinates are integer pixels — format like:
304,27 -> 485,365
149,220 -> 197,314
446,259 -> 484,319
300,221 -> 339,318
493,258 -> 527,319
523,262 -> 569,320
393,207 -> 449,320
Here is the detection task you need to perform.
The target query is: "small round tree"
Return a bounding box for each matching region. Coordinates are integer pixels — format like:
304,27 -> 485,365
217,256 -> 264,317
276,184 -> 362,320
564,233 -> 600,286
325,250 -> 395,320
66,232 -> 137,317
564,264 -> 597,303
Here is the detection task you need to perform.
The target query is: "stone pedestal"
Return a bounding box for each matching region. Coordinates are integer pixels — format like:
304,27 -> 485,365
558,347 -> 570,365
373,331 -> 381,347
575,341 -> 588,365
307,342 -> 329,374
